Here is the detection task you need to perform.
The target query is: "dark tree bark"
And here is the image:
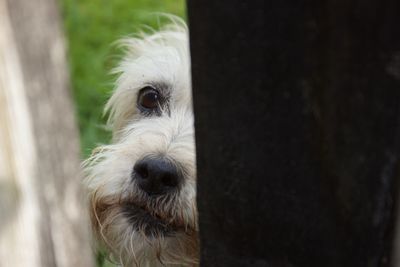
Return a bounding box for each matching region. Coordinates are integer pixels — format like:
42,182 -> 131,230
188,1 -> 400,266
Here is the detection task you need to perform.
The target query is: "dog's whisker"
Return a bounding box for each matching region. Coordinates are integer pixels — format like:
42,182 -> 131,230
128,228 -> 141,267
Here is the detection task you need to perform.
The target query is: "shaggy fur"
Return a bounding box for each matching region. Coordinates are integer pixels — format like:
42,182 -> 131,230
83,19 -> 198,266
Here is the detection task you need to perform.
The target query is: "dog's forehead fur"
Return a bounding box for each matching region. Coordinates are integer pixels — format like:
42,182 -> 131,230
105,24 -> 191,135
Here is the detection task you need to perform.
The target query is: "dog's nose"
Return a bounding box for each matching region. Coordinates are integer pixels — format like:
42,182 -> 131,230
133,157 -> 182,195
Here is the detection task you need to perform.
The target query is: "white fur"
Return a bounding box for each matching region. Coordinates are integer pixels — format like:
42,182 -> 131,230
84,18 -> 198,267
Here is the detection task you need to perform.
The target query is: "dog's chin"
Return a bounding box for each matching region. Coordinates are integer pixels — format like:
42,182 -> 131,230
90,193 -> 198,265
122,202 -> 185,238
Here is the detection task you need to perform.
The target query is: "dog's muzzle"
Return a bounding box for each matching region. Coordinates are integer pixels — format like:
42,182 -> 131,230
133,156 -> 182,196
122,156 -> 185,236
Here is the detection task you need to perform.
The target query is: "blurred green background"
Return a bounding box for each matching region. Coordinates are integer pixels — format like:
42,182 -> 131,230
58,0 -> 186,266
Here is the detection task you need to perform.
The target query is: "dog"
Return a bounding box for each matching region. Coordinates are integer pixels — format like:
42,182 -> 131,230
83,18 -> 198,266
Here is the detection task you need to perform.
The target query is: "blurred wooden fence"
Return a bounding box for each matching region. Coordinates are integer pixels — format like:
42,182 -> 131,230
0,0 -> 94,266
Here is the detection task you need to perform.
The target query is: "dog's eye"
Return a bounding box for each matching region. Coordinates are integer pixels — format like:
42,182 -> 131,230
138,87 -> 160,110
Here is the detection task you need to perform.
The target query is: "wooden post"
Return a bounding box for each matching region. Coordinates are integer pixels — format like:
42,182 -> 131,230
0,0 -> 94,266
188,1 -> 400,266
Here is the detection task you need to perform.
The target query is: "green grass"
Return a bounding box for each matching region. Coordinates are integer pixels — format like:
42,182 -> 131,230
59,0 -> 186,158
58,1 -> 186,266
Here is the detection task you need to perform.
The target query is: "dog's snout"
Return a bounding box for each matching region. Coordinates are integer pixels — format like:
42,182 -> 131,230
133,157 -> 182,195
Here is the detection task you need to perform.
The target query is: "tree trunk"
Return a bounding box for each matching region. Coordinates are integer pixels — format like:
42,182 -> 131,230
0,0 -> 94,266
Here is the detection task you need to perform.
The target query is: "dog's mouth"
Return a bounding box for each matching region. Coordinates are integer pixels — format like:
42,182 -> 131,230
122,202 -> 182,237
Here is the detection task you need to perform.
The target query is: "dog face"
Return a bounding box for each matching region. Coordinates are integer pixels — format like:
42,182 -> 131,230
84,22 -> 198,266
